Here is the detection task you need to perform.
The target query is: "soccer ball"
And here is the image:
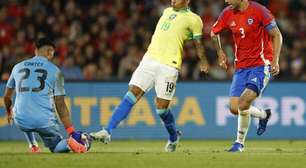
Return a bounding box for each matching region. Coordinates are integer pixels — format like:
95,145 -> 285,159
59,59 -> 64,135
81,133 -> 92,151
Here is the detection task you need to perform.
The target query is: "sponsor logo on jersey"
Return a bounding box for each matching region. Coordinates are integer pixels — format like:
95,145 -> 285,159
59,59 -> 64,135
230,21 -> 236,27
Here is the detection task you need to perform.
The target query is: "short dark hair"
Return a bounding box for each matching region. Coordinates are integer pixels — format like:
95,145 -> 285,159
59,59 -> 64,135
35,37 -> 55,49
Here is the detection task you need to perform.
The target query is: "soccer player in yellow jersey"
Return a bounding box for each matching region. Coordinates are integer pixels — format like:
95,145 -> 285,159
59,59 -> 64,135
91,0 -> 209,152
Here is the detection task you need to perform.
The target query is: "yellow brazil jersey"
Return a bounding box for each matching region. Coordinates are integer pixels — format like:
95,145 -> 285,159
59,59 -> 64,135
145,7 -> 203,69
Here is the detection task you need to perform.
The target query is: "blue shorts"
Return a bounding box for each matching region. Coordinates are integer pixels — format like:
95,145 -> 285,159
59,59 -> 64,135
16,120 -> 63,152
230,65 -> 271,97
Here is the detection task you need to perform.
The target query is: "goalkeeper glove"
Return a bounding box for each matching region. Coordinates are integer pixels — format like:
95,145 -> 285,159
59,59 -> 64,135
66,126 -> 89,153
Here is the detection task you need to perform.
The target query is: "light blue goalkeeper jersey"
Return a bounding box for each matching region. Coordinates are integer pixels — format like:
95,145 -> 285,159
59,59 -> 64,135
6,56 -> 65,129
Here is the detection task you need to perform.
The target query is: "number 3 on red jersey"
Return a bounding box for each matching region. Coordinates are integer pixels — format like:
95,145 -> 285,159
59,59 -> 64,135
239,28 -> 245,39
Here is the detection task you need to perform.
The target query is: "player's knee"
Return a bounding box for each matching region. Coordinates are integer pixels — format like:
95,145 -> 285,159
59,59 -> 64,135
229,105 -> 239,115
238,98 -> 251,111
155,102 -> 169,109
155,98 -> 170,109
128,85 -> 144,100
229,98 -> 239,115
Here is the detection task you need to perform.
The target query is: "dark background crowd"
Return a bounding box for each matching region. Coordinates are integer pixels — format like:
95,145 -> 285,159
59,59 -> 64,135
0,0 -> 305,81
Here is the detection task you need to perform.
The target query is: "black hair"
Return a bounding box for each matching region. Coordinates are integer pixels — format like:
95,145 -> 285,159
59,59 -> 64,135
35,37 -> 55,49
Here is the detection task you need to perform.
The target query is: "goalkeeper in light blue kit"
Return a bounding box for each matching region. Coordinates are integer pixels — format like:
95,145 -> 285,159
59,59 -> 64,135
3,37 -> 91,153
91,0 -> 210,152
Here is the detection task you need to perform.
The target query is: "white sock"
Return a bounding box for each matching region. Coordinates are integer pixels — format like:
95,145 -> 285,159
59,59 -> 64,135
236,108 -> 251,145
249,106 -> 267,119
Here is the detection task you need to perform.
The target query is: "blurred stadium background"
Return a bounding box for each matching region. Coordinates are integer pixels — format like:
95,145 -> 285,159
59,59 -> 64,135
0,0 -> 306,154
1,0 -> 306,81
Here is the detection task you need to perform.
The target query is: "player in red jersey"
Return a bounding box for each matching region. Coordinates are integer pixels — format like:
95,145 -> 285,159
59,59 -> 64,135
211,0 -> 283,152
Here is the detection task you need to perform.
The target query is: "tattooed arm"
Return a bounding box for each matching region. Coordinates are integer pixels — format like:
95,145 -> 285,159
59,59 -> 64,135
210,31 -> 228,70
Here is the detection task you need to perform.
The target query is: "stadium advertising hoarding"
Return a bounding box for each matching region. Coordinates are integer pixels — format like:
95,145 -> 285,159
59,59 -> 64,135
0,82 -> 305,140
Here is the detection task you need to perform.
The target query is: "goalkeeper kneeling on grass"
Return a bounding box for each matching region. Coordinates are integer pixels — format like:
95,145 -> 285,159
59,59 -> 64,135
3,37 -> 91,153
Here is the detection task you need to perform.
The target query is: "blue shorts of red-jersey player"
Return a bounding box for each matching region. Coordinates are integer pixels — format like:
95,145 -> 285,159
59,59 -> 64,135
230,65 -> 271,97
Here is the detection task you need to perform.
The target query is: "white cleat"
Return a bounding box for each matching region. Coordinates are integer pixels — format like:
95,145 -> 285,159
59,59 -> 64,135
165,131 -> 182,152
90,129 -> 111,144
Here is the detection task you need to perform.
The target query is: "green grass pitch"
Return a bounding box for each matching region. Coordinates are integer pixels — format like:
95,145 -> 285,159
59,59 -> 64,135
1,140 -> 306,168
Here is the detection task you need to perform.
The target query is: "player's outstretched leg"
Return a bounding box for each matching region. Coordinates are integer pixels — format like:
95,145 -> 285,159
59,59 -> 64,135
157,109 -> 180,152
257,109 -> 272,135
90,91 -> 137,143
24,132 -> 40,153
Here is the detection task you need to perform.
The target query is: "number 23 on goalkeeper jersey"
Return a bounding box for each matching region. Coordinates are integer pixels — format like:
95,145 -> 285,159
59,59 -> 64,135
6,56 -> 65,129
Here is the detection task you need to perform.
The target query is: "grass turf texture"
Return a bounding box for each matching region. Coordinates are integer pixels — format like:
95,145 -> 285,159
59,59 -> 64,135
1,140 -> 306,168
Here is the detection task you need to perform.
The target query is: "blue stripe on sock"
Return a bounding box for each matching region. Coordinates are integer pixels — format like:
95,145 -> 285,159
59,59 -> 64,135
156,108 -> 168,115
126,91 -> 137,104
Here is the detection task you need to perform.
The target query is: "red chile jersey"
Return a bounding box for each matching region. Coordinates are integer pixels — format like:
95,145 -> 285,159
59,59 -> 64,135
212,1 -> 276,69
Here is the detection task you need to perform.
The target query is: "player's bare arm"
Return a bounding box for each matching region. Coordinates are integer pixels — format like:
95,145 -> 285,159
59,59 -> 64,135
54,95 -> 73,129
3,88 -> 14,125
210,31 -> 228,70
194,38 -> 209,73
268,26 -> 283,76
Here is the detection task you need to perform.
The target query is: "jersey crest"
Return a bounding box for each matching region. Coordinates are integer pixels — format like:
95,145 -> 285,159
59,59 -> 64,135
168,14 -> 177,20
247,18 -> 254,25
